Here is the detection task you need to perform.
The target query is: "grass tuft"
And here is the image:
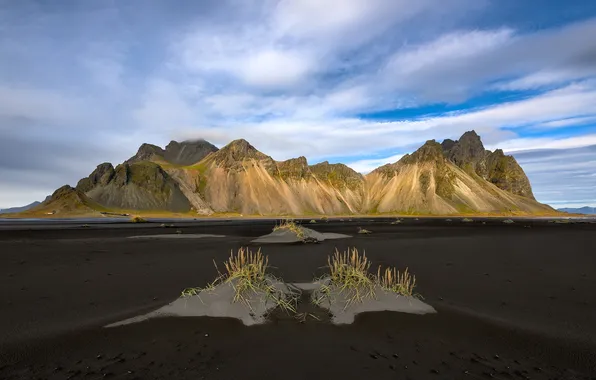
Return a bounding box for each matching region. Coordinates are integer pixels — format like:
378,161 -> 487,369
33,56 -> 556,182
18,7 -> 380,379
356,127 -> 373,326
357,227 -> 372,234
182,247 -> 297,314
309,219 -> 317,224
462,218 -> 473,223
502,219 -> 514,224
130,216 -> 147,223
319,247 -> 376,308
273,219 -> 306,240
376,266 -> 416,296
315,247 -> 420,309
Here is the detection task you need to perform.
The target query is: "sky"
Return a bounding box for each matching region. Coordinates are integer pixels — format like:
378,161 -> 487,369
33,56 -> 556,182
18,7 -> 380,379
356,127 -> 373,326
1,0 -> 595,209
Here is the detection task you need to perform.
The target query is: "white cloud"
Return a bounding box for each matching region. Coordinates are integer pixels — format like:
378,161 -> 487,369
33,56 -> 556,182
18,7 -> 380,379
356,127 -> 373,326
0,85 -> 87,125
487,134 -> 596,153
240,49 -> 315,88
532,115 -> 596,129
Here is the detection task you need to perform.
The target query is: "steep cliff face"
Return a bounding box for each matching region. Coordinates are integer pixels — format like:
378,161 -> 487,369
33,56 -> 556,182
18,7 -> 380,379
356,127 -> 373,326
442,131 -> 535,199
79,162 -> 191,212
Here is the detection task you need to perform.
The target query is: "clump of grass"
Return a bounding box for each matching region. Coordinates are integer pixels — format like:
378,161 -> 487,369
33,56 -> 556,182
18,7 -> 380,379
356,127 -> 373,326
376,266 -> 416,297
503,219 -> 514,224
315,248 -> 419,309
390,219 -> 402,225
318,248 -> 376,308
182,247 -> 296,314
273,219 -> 306,240
462,218 -> 474,223
357,227 -> 372,234
321,216 -> 329,222
309,219 -> 317,224
130,216 -> 147,223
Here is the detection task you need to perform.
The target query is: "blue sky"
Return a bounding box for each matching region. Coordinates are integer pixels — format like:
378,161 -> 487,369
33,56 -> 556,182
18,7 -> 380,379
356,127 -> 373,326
1,0 -> 595,209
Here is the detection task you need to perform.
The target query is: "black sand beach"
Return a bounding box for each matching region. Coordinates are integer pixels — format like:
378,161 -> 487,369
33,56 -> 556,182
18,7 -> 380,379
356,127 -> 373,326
1,218 -> 595,379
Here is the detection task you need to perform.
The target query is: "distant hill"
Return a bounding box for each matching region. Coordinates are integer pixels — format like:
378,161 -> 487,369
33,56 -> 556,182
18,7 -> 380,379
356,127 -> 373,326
557,206 -> 596,215
14,131 -> 560,216
0,201 -> 41,214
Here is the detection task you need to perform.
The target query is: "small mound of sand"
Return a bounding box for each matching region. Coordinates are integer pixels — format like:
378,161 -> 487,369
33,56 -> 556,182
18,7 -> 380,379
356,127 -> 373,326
106,276 -> 297,327
128,234 -> 225,239
312,278 -> 436,324
251,227 -> 351,244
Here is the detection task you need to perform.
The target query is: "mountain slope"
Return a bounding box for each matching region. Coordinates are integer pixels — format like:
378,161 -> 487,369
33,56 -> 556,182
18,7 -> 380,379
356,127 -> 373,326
169,140 -> 364,215
364,140 -> 553,214
25,186 -> 106,215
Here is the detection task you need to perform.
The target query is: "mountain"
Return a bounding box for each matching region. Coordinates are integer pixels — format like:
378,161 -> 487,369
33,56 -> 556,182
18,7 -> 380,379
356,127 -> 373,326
0,201 -> 41,214
22,186 -> 106,216
365,140 -> 550,214
76,161 -> 191,212
28,132 -> 557,216
557,206 -> 596,215
441,131 -> 534,199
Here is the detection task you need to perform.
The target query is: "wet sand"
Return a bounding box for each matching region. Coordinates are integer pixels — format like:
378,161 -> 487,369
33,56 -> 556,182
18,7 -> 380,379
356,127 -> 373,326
0,218 -> 595,379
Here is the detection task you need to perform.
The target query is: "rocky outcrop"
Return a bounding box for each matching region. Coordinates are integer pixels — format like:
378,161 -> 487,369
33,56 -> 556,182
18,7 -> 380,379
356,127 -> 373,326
126,143 -> 165,164
76,163 -> 115,193
442,131 -> 535,199
162,140 -> 219,165
127,140 -> 219,166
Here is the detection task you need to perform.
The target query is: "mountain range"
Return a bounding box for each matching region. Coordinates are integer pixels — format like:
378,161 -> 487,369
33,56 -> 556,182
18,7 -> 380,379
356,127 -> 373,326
17,131 -> 557,216
557,207 -> 596,215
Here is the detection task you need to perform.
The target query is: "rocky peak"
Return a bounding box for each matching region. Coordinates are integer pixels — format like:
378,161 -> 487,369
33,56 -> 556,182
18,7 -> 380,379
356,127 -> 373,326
163,139 -> 219,165
203,139 -> 276,173
51,185 -> 78,199
277,156 -> 310,179
309,161 -> 364,190
76,163 -> 115,193
126,143 -> 165,164
215,139 -> 268,161
442,131 -> 535,199
444,130 -> 487,168
400,140 -> 445,165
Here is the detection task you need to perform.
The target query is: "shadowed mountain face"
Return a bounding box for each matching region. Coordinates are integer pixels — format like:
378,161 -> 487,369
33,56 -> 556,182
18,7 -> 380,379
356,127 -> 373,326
36,132 -> 553,216
442,131 -> 535,199
127,139 -> 218,166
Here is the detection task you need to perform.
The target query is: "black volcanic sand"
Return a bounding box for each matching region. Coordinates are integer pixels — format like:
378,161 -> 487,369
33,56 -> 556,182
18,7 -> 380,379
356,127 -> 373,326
1,218 -> 595,379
